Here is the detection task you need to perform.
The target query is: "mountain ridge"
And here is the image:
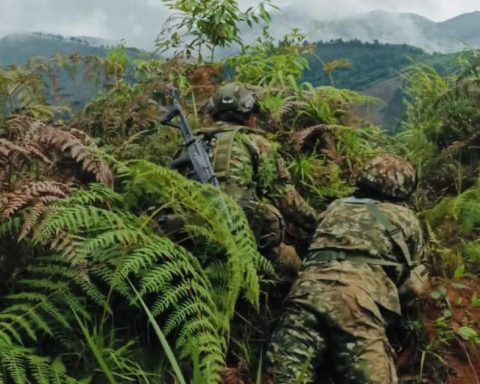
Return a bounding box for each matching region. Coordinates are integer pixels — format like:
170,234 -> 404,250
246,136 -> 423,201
293,9 -> 480,53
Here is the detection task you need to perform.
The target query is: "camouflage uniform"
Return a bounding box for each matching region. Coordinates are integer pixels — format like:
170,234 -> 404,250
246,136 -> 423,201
267,154 -> 427,384
176,83 -> 318,274
194,122 -> 318,272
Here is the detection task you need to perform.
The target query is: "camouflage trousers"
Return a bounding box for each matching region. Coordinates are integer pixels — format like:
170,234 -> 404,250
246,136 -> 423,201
267,259 -> 400,384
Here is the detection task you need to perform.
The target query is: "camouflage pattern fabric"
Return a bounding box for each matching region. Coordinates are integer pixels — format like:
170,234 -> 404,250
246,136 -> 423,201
196,122 -> 318,262
268,261 -> 399,384
308,198 -> 425,287
356,154 -> 417,200
229,127 -> 318,236
267,198 -> 425,383
242,200 -> 285,251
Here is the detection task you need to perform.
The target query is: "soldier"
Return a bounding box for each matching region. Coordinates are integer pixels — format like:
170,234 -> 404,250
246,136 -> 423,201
266,154 -> 429,383
174,82 -> 318,277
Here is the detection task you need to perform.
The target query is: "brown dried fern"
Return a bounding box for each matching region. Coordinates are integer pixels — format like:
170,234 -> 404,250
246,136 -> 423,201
3,116 -> 113,186
0,180 -> 69,219
0,116 -> 113,231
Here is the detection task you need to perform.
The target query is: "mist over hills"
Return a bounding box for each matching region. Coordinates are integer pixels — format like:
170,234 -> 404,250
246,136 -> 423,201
0,32 -> 134,65
275,9 -> 480,53
0,10 -> 478,128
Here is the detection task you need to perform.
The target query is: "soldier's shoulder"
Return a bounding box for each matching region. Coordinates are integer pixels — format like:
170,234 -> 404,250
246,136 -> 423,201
378,201 -> 421,229
378,201 -> 416,216
327,198 -> 417,220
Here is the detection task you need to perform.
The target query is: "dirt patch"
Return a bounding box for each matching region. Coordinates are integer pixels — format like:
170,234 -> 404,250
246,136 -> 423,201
417,277 -> 480,384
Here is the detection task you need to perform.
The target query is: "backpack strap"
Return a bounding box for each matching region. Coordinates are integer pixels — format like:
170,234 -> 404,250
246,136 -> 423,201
341,197 -> 414,268
212,127 -> 243,180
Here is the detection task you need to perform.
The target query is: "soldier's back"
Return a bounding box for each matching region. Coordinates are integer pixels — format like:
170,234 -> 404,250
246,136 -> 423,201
309,197 -> 423,265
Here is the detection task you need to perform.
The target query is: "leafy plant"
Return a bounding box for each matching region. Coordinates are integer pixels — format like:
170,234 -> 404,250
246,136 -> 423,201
0,158 -> 268,382
226,28 -> 311,87
157,0 -> 275,62
288,153 -> 353,210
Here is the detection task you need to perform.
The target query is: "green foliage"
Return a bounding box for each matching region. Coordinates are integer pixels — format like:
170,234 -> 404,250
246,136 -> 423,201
421,182 -> 480,275
397,53 -> 480,200
226,28 -> 311,86
105,43 -> 129,83
3,7 -> 480,383
0,159 -> 266,382
157,0 -> 275,62
288,154 -> 353,210
0,64 -> 60,119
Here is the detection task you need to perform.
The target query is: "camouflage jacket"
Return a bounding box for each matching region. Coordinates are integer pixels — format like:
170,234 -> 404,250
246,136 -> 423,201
192,122 -> 318,234
307,196 -> 425,281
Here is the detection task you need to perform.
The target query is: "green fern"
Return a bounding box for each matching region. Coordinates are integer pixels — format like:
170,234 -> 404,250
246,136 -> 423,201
0,159 -> 267,382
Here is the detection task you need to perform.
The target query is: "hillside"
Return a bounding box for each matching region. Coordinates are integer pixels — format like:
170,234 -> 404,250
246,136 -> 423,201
0,33 -> 145,109
302,10 -> 480,53
0,33 -> 112,65
304,40 -> 427,90
439,11 -> 480,46
0,33 -> 474,129
301,40 -> 474,129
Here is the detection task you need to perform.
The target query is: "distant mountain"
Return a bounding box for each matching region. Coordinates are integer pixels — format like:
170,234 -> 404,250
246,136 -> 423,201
291,10 -> 480,53
301,40 -> 475,129
0,32 -> 139,66
0,33 -> 145,110
439,11 -> 480,47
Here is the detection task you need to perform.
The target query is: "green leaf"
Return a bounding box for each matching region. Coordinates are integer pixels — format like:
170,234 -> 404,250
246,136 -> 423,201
456,326 -> 478,341
128,279 -> 187,384
454,265 -> 465,279
430,291 -> 442,300
471,293 -> 480,307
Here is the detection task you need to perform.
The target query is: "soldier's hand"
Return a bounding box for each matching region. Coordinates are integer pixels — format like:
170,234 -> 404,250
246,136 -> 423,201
274,243 -> 302,281
398,264 -> 429,302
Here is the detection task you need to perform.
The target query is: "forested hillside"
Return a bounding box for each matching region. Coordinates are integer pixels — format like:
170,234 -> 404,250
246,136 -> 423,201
304,40 -> 426,90
304,40 -> 475,128
0,33 -> 473,129
0,32 -> 132,65
0,1 -> 479,383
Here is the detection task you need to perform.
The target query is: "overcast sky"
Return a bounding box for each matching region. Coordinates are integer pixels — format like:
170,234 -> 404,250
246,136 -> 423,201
0,0 -> 479,49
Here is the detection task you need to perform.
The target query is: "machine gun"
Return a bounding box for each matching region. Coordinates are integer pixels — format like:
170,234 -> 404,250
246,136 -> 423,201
161,104 -> 219,187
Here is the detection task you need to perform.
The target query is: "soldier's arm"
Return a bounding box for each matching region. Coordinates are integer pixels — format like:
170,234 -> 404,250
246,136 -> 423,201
273,163 -> 318,234
254,136 -> 318,234
398,213 -> 429,300
411,214 -> 427,264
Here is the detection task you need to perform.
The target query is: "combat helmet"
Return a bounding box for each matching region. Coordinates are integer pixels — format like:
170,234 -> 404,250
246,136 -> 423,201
356,154 -> 416,200
208,83 -> 258,119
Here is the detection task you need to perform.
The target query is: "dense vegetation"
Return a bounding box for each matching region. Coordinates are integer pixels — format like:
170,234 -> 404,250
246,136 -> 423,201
0,1 -> 479,383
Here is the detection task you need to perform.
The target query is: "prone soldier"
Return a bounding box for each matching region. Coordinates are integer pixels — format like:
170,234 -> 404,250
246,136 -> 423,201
267,154 -> 429,383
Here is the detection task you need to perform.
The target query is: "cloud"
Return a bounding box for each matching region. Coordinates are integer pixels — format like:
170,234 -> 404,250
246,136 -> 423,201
0,0 -> 170,49
272,0 -> 479,21
0,0 -> 478,50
